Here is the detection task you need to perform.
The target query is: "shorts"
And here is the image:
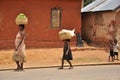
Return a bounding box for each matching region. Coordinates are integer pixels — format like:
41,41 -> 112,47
110,50 -> 114,56
114,52 -> 118,56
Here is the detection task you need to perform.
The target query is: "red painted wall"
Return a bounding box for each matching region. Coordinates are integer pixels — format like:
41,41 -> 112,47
0,0 -> 82,49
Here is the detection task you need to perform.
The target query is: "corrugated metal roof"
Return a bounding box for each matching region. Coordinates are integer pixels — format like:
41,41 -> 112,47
81,0 -> 120,13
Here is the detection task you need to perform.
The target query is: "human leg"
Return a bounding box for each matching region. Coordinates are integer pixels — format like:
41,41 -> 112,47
66,60 -> 73,69
20,63 -> 24,71
116,54 -> 119,60
15,61 -> 20,71
108,56 -> 110,62
111,56 -> 114,62
58,59 -> 64,69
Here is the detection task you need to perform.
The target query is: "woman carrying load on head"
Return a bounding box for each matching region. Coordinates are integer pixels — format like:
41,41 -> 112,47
58,39 -> 73,69
12,24 -> 26,71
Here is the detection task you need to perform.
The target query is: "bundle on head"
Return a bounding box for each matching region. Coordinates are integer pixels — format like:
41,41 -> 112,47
59,29 -> 75,41
15,13 -> 28,25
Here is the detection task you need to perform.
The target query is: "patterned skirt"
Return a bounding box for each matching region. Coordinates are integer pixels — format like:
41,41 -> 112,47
12,45 -> 26,63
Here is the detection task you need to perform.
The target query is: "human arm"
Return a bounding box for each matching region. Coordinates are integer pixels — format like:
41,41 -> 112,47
65,44 -> 70,55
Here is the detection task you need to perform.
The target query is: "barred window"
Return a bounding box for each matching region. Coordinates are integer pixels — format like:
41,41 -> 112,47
51,7 -> 61,28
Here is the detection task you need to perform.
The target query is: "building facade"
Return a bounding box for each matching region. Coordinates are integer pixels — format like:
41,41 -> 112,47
81,0 -> 120,47
0,0 -> 82,49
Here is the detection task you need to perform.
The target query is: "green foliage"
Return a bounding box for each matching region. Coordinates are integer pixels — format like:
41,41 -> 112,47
84,0 -> 95,7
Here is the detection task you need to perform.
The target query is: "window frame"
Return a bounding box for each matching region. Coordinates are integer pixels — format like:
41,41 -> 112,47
50,7 -> 61,28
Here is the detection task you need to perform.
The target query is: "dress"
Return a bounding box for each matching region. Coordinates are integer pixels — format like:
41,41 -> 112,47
12,31 -> 26,63
62,43 -> 73,60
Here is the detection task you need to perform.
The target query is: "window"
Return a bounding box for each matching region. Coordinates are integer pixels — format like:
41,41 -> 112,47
51,7 -> 61,28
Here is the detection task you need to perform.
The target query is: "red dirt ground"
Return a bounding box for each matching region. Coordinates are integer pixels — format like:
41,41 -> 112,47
0,46 -> 120,69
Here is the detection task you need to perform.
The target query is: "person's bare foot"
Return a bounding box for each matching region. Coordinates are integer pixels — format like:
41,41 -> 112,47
68,67 -> 73,69
58,67 -> 63,69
